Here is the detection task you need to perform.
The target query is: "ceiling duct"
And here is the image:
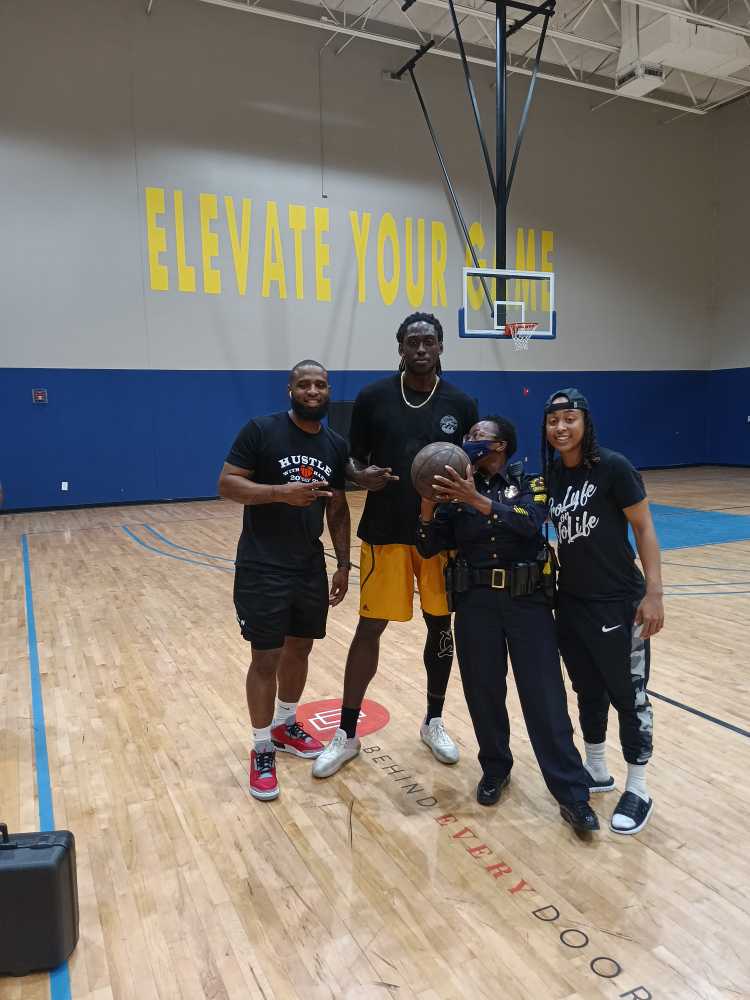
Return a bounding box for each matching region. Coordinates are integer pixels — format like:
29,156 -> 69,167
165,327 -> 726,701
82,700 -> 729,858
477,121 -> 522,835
616,2 -> 665,96
639,14 -> 750,77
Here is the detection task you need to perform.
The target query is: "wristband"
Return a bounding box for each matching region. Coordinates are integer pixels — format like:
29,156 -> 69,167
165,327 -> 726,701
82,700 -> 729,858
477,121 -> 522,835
337,561 -> 352,570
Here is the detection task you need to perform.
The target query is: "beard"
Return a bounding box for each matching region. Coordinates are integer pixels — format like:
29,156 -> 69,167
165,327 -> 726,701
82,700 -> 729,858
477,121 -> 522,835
291,396 -> 330,422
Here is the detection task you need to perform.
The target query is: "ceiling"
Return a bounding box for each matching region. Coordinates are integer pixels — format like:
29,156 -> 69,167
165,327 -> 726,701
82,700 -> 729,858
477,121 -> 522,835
195,0 -> 750,116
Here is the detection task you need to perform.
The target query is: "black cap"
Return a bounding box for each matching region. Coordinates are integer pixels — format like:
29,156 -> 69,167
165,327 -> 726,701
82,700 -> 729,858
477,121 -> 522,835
544,387 -> 590,414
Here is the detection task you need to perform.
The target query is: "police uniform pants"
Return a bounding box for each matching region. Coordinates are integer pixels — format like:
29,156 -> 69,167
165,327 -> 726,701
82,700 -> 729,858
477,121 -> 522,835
453,586 -> 589,805
556,592 -> 653,765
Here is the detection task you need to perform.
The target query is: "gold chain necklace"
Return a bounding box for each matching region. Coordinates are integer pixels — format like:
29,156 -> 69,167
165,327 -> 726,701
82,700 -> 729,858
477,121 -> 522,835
400,371 -> 440,410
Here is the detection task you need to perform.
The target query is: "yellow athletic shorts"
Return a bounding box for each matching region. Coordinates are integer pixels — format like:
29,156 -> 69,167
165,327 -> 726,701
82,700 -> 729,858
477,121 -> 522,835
359,543 -> 449,621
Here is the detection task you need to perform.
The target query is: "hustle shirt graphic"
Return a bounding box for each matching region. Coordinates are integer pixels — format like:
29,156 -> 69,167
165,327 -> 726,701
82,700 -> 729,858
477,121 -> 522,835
549,481 -> 599,545
278,454 -> 333,484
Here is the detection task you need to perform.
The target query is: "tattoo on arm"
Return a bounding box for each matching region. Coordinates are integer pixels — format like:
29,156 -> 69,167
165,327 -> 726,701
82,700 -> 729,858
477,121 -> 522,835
326,491 -> 351,564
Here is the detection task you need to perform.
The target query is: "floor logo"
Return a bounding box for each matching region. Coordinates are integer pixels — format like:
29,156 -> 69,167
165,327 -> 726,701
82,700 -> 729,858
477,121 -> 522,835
297,699 -> 390,740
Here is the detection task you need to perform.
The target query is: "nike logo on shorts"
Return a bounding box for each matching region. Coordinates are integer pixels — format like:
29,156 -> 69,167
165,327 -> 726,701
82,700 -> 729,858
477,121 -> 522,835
601,624 -> 622,633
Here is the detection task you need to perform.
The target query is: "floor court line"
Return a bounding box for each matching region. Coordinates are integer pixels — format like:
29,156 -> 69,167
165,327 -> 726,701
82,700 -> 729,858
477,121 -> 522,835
129,525 -> 750,742
647,689 -> 750,739
121,525 -> 233,573
21,534 -> 73,1000
139,525 -> 750,596
142,522 -> 235,562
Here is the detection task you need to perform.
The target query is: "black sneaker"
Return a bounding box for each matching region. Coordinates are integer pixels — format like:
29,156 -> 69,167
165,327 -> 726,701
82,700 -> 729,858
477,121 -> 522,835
476,773 -> 510,806
586,769 -> 616,793
610,791 -> 654,835
559,801 -> 600,833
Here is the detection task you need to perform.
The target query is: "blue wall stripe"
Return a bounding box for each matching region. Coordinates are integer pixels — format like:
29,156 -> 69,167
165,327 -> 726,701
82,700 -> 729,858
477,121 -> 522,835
20,534 -> 73,1000
3,365 -> 748,512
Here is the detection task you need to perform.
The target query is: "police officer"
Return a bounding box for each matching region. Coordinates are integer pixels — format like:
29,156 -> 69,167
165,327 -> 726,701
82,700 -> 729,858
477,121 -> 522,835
416,415 -> 599,832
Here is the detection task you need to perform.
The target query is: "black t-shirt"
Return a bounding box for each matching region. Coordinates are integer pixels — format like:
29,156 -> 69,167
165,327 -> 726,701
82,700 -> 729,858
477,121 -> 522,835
547,447 -> 647,601
350,374 -> 478,545
226,411 -> 348,568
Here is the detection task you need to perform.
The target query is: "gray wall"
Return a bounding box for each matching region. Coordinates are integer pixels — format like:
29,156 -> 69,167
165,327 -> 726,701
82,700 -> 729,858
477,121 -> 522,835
711,97 -> 750,371
0,0 -> 715,376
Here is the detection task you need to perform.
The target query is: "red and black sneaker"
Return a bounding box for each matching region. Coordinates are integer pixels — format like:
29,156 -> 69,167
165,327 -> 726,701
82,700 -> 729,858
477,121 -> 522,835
271,721 -> 324,759
249,748 -> 279,800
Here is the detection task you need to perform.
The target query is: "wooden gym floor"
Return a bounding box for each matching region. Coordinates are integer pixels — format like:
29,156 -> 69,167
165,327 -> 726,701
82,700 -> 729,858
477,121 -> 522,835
2,467 -> 750,1000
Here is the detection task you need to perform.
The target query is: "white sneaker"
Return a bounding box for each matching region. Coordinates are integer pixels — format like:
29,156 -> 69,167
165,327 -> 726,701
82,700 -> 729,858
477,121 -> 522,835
420,717 -> 459,765
311,729 -> 361,778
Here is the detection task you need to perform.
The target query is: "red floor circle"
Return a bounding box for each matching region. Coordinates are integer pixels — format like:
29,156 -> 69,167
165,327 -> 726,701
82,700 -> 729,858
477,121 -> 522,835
297,698 -> 390,742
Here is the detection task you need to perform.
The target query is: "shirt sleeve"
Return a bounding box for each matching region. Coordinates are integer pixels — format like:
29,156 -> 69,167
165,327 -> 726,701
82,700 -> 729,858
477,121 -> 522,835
348,390 -> 371,465
488,475 -> 547,539
609,453 -> 647,510
226,420 -> 261,471
415,507 -> 456,558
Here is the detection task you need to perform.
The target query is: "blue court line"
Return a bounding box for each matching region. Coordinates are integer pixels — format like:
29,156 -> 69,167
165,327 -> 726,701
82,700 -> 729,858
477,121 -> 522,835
21,535 -> 73,1000
649,503 -> 750,551
121,525 -> 233,573
143,523 -> 363,573
142,523 -> 235,563
21,536 -> 55,832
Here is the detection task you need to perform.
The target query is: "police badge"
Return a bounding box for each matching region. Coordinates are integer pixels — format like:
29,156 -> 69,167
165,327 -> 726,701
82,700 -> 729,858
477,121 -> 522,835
503,484 -> 519,500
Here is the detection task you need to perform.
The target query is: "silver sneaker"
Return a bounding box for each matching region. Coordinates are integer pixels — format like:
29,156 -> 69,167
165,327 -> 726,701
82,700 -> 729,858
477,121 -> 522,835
311,728 -> 361,778
420,717 -> 459,764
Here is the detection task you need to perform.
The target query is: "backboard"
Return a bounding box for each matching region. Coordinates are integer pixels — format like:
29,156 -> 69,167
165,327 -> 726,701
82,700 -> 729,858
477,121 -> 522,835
458,267 -> 557,340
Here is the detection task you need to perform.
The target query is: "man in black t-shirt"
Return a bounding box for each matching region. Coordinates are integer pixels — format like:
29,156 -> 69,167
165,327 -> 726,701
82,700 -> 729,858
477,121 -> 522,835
543,388 -> 664,836
219,360 -> 351,802
313,313 -> 478,779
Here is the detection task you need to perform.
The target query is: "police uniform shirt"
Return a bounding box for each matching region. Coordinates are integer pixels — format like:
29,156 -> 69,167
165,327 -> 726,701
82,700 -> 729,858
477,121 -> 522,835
227,412 -> 348,568
547,447 -> 646,601
416,469 -> 548,566
349,374 -> 478,546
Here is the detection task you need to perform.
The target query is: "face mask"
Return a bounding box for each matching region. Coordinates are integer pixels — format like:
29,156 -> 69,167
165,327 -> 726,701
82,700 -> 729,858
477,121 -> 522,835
462,440 -> 497,464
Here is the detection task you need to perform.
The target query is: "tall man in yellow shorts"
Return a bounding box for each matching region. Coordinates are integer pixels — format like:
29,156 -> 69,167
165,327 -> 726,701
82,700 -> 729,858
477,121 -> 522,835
313,313 -> 478,777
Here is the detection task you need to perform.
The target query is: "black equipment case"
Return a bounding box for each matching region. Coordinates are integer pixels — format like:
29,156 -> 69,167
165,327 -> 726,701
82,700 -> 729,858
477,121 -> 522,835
0,824 -> 79,976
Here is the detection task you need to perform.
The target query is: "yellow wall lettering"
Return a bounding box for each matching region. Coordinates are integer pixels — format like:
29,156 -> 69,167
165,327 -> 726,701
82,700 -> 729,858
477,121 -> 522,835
431,221 -> 448,307
262,201 -> 287,300
514,227 -> 537,309
174,190 -> 196,293
465,221 -> 490,311
349,211 -> 371,303
541,229 -> 554,310
225,196 -> 251,296
199,193 -> 221,295
314,207 -> 332,303
405,217 -> 425,308
288,204 -> 307,300
377,213 -> 400,306
145,187 -> 168,291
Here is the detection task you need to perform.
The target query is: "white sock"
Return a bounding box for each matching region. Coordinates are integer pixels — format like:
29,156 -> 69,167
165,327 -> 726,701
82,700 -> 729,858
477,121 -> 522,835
624,763 -> 649,803
273,699 -> 297,727
253,725 -> 272,750
584,741 -> 610,782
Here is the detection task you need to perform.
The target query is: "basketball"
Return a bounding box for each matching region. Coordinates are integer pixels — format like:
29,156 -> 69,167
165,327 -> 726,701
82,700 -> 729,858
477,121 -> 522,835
410,442 -> 470,500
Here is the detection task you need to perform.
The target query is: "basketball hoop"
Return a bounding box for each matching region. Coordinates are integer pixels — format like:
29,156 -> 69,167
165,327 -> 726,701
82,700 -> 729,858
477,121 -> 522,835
504,322 -> 538,351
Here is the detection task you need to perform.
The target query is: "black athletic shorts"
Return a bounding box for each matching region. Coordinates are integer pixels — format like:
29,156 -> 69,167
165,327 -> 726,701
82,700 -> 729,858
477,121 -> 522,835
233,559 -> 329,650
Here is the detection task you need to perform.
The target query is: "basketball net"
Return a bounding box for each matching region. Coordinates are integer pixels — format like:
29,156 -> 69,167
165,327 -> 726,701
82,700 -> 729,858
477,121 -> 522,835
504,322 -> 538,351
